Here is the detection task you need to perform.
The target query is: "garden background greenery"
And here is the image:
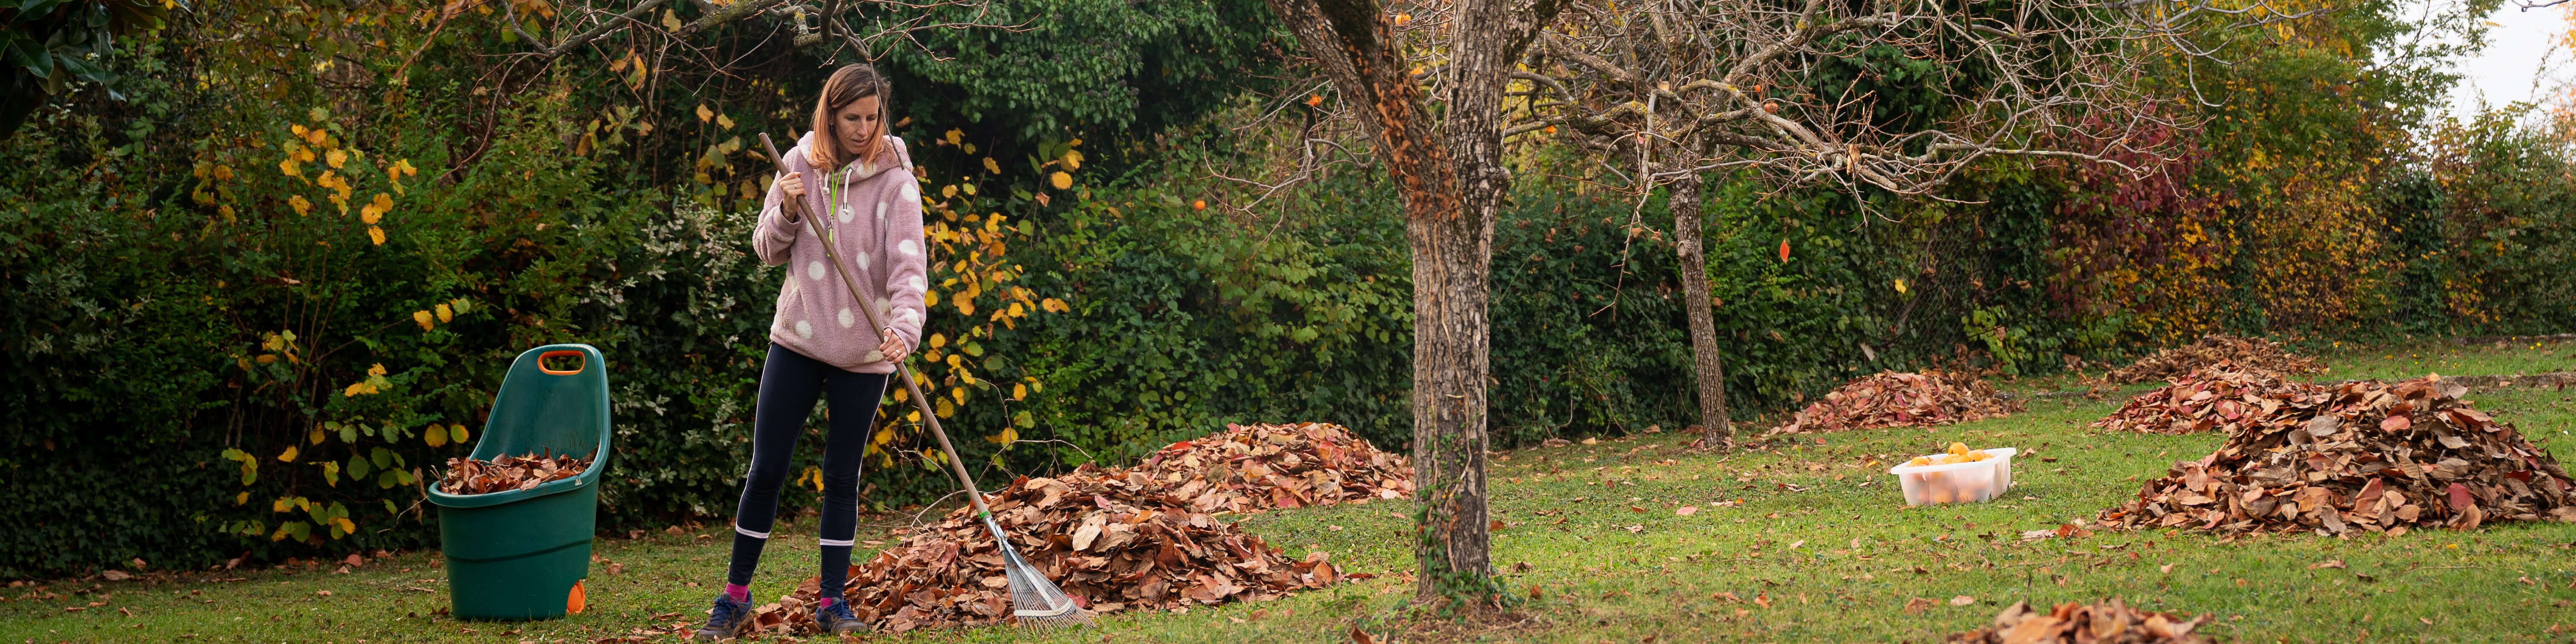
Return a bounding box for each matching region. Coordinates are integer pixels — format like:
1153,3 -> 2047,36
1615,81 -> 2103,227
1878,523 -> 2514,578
3,0 -> 2573,579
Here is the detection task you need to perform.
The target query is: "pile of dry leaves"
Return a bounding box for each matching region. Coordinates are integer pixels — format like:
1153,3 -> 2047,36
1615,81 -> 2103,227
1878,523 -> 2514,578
723,423 -> 1404,635
2104,334 -> 2323,384
1136,422 -> 1414,511
435,452 -> 590,495
1769,370 -> 2021,434
2099,375 -> 2576,535
1946,599 -> 2213,644
2091,364 -> 2328,435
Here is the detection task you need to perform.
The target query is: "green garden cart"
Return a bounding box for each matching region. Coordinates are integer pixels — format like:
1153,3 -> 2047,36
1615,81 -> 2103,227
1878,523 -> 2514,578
427,344 -> 612,620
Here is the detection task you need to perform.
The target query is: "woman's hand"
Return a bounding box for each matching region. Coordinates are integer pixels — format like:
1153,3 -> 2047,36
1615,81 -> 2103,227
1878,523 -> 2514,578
778,171 -> 805,199
877,328 -> 911,363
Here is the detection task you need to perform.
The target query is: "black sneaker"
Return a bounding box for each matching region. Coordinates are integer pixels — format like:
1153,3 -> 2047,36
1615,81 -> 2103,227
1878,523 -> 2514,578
815,599 -> 862,635
692,592 -> 754,641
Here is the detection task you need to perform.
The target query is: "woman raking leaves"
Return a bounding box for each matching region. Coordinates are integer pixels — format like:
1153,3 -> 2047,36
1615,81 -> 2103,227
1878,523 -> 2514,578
695,63 -> 928,640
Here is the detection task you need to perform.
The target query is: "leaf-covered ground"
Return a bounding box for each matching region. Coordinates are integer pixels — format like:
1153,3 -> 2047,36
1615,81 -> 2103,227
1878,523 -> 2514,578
6,383 -> 2574,643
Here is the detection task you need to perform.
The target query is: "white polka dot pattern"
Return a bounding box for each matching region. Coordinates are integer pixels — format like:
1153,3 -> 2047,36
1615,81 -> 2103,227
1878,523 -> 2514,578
876,201 -> 888,221
794,319 -> 813,339
900,181 -> 919,202
837,308 -> 855,328
906,275 -> 925,290
807,260 -> 825,282
855,251 -> 871,271
897,239 -> 917,256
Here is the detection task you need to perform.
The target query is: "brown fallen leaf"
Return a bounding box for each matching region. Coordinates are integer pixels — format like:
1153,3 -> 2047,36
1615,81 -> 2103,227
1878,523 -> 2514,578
1949,595 -> 1975,606
1903,597 -> 1935,615
1676,506 -> 1699,516
2308,560 -> 2346,569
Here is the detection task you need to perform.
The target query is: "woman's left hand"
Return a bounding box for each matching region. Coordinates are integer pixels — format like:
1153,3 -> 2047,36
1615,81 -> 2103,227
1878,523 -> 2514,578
877,329 -> 911,363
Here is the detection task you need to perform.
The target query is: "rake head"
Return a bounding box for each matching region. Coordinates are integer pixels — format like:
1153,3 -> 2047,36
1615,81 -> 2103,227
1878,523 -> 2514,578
983,515 -> 1095,630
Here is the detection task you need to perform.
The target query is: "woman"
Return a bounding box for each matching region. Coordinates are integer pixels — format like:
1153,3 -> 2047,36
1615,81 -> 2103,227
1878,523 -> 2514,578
696,63 -> 929,641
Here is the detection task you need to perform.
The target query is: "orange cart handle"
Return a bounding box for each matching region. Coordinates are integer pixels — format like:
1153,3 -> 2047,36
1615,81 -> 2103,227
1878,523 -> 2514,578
536,350 -> 586,375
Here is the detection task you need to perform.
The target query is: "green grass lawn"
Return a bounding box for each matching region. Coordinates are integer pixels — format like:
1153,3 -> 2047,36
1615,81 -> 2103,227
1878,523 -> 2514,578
2315,337 -> 2576,382
8,375 -> 2575,642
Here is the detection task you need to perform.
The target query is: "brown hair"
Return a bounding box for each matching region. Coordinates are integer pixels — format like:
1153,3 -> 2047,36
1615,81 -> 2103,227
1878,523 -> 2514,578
807,63 -> 891,172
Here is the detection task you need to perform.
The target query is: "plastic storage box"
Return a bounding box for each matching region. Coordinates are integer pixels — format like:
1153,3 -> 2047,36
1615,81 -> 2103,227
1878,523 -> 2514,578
1887,447 -> 2017,506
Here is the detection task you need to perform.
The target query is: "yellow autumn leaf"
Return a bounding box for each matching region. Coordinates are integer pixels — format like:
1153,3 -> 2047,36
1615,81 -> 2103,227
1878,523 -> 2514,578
1007,302 -> 1024,318
279,158 -> 300,177
214,164 -> 234,181
413,310 -> 434,330
906,410 -> 921,423
435,303 -> 453,322
944,129 -> 963,146
273,497 -> 293,512
368,363 -> 388,377
696,104 -> 713,122
928,333 -> 947,348
1061,150 -> 1082,170
1040,297 -> 1069,313
425,426 -> 448,447
236,492 -> 249,506
956,299 -> 975,316
951,387 -> 967,404
333,517 -> 356,534
716,113 -> 735,129
983,158 -> 1000,174
1012,383 -> 1027,400
891,386 -> 909,403
1049,172 -> 1072,190
924,290 -> 940,307
308,428 -> 326,445
368,226 -> 385,245
277,446 -> 299,463
288,195 -> 312,215
451,424 -> 470,445
326,149 -> 347,169
1894,279 -> 1909,293
942,184 -> 958,198
984,426 -> 1017,444
935,398 -> 954,418
342,382 -> 371,397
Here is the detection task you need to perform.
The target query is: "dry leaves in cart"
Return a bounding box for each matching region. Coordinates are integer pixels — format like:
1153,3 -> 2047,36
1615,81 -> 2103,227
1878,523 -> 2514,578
2098,375 -> 2576,535
732,423 -> 1403,635
2104,334 -> 2323,385
1946,599 -> 2214,644
2092,364 -> 2329,435
435,452 -> 590,494
1769,371 -> 2021,435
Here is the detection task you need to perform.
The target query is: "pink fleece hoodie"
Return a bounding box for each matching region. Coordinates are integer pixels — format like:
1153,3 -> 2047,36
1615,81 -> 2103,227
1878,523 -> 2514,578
754,131 -> 929,374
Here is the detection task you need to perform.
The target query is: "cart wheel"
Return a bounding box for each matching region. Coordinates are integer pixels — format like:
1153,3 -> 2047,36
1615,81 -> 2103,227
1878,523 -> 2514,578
566,580 -> 586,615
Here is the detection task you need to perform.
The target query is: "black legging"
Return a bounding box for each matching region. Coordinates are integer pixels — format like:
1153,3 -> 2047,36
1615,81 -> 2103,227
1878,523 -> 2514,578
725,343 -> 886,598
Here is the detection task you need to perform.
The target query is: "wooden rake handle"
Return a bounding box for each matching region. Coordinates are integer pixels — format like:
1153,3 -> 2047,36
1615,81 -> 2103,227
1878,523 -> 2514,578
758,132 -> 995,518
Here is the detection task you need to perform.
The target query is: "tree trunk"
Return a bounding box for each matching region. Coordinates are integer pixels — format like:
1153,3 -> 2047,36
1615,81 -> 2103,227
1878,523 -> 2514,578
1668,171 -> 1733,441
1261,0 -> 1561,604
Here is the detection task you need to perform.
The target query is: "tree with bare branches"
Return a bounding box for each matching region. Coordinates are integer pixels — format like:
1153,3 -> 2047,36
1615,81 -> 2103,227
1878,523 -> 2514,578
1516,0 -> 2218,442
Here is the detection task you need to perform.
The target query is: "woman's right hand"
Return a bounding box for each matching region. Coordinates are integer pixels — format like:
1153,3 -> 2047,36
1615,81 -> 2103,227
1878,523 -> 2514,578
778,171 -> 805,199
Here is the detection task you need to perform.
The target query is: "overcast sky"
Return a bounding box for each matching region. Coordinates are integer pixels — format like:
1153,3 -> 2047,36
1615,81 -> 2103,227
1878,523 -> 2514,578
2444,1 -> 2570,118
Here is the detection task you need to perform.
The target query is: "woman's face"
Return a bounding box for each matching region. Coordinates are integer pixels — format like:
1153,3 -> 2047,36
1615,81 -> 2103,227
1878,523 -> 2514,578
833,95 -> 882,162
